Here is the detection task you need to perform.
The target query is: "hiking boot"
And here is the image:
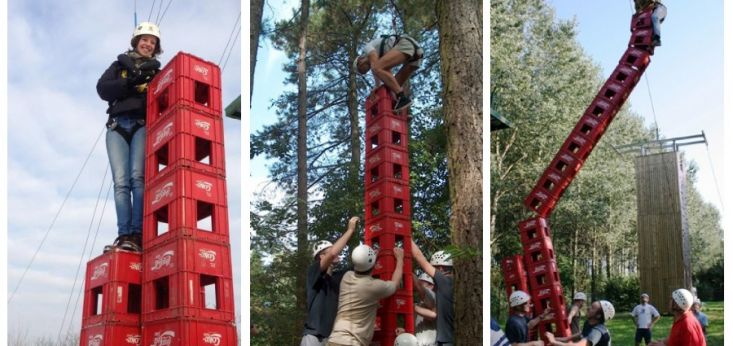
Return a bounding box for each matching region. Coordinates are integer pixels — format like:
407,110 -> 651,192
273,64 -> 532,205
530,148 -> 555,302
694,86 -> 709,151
119,234 -> 142,252
393,94 -> 412,112
103,235 -> 126,253
652,35 -> 661,47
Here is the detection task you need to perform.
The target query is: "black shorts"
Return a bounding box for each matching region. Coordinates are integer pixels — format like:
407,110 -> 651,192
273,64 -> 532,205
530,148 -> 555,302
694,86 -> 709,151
635,328 -> 652,344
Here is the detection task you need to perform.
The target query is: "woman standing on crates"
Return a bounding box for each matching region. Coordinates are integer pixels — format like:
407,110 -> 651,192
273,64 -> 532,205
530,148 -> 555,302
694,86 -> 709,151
96,22 -> 162,252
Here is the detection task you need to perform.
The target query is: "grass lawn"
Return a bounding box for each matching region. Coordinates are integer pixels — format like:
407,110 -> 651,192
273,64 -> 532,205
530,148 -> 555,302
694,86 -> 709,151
605,301 -> 723,346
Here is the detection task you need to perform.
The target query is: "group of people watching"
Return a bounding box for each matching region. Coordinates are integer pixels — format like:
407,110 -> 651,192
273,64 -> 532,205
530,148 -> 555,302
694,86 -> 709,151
492,288 -> 708,346
302,217 -> 454,346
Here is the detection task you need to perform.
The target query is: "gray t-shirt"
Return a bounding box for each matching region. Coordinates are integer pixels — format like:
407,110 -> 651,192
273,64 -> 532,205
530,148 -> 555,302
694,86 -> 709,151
582,321 -> 611,346
302,261 -> 345,338
434,271 -> 454,343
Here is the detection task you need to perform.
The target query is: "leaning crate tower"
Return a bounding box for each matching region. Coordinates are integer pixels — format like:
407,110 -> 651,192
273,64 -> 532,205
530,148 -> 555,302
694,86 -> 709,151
80,52 -> 237,346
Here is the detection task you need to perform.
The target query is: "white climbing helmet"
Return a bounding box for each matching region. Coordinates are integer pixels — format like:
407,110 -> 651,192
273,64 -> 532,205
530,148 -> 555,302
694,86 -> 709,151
132,22 -> 161,40
430,250 -> 453,266
352,244 -> 377,272
599,300 -> 615,321
672,288 -> 694,312
312,240 -> 333,258
418,273 -> 434,285
509,290 -> 531,307
573,292 -> 587,301
394,333 -> 418,346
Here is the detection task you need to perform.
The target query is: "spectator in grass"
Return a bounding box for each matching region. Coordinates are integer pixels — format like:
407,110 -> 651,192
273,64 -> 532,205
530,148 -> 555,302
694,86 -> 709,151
648,288 -> 706,346
545,300 -> 614,346
567,292 -> 586,334
631,293 -> 661,346
691,299 -> 708,337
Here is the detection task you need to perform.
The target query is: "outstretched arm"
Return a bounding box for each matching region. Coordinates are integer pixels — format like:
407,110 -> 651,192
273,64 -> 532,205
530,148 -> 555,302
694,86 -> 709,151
414,305 -> 436,320
319,216 -> 359,271
390,248 -> 405,286
410,239 -> 435,277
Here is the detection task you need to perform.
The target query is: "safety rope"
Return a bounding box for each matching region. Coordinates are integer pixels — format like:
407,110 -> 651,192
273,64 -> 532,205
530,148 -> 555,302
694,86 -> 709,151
147,0 -> 157,22
704,142 -> 724,212
219,12 -> 241,68
56,166 -> 109,345
8,126 -> 106,304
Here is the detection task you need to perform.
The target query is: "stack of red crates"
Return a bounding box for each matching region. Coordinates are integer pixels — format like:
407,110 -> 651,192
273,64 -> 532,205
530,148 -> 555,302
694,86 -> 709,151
523,9 -> 654,218
518,217 -> 571,339
363,86 -> 414,346
501,255 -> 529,308
80,250 -> 143,345
141,52 -> 237,345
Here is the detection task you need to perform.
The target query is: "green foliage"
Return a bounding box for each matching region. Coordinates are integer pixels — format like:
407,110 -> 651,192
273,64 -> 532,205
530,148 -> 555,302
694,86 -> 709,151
599,276 -> 640,313
694,257 -> 723,301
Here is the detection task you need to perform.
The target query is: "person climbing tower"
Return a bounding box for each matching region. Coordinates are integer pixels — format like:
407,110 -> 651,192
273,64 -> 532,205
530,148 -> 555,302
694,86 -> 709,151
634,0 -> 666,47
96,22 -> 162,253
353,34 -> 423,112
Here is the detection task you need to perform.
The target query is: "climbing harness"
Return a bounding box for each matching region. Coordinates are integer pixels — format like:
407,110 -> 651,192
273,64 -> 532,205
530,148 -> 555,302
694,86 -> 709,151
378,34 -> 422,63
106,117 -> 145,144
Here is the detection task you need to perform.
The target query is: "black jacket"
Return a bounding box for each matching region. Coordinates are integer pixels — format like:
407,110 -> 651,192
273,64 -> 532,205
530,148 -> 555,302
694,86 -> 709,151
96,58 -> 159,119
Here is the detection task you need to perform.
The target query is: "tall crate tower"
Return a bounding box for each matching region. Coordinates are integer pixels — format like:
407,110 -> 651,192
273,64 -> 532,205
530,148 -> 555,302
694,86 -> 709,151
141,52 -> 237,345
363,86 -> 414,346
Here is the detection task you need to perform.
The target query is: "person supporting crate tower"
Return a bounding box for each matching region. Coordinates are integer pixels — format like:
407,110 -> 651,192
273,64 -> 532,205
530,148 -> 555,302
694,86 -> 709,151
301,216 -> 360,346
505,290 -> 554,346
544,300 -> 615,346
327,245 -> 404,346
353,34 -> 424,112
566,292 -> 586,335
97,22 -> 162,253
410,240 -> 454,346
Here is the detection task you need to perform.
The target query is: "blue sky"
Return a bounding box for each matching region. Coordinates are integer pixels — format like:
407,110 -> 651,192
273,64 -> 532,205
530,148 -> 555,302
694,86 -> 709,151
6,0 -> 241,340
546,1 -> 725,216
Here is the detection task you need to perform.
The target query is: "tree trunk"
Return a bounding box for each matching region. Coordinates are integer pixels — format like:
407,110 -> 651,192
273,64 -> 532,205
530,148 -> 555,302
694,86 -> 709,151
250,0 -> 265,100
437,0 -> 483,343
294,0 -> 310,339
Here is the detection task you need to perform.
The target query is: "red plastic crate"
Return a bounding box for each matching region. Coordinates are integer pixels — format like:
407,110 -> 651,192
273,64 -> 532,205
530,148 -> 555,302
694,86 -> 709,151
561,130 -> 596,161
619,47 -> 651,71
533,282 -> 564,302
365,178 -> 410,204
630,8 -> 653,31
143,197 -> 230,249
142,271 -> 235,322
82,281 -> 142,326
80,321 -> 142,346
148,105 -> 224,147
365,86 -> 408,121
366,195 -> 411,220
628,27 -> 654,48
142,317 -> 237,346
518,217 -> 552,244
532,166 -> 573,202
146,129 -> 227,181
366,145 -> 409,171
527,261 -> 561,288
379,292 -> 413,314
571,112 -> 610,144
610,63 -> 643,89
148,52 -> 222,125
366,235 -> 413,257
532,294 -> 568,323
549,149 -> 584,179
365,159 -> 410,187
364,215 -> 411,239
371,251 -> 413,276
143,236 -> 233,281
598,79 -> 633,111
366,116 -> 409,155
85,249 -> 142,288
145,167 -> 227,207
524,237 -> 556,265
523,188 -> 559,218
501,255 -> 525,275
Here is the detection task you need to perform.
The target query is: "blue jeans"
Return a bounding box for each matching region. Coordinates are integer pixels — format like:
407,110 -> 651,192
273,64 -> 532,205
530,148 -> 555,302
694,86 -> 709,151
651,4 -> 667,39
105,115 -> 146,236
